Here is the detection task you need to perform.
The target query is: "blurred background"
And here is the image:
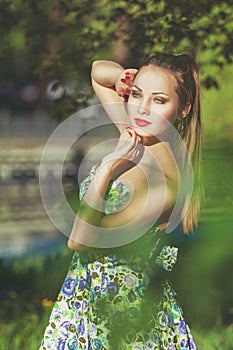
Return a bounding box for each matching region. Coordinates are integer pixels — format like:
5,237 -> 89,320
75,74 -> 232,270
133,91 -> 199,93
0,0 -> 233,349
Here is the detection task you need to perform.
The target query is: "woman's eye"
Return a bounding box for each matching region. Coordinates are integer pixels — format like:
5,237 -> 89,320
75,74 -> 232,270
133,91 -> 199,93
154,98 -> 164,104
131,91 -> 141,98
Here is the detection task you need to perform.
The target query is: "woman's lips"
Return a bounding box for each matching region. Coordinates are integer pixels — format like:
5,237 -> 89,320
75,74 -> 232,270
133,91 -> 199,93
134,118 -> 152,127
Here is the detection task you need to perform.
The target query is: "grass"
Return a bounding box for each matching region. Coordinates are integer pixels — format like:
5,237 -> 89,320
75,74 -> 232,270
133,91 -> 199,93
0,308 -> 232,349
0,306 -> 52,350
192,325 -> 233,350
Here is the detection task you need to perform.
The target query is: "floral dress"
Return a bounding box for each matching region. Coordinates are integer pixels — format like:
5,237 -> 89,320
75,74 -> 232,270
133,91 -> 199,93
39,166 -> 198,350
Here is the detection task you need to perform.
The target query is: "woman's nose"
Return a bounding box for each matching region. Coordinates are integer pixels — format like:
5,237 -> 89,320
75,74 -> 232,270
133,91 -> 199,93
137,101 -> 150,116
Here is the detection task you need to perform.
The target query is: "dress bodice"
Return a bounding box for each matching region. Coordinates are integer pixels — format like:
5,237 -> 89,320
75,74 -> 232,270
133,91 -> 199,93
79,165 -> 134,215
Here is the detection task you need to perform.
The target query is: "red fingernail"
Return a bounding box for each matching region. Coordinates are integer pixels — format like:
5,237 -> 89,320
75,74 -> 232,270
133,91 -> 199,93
125,89 -> 131,94
121,78 -> 126,83
125,71 -> 130,75
118,92 -> 124,97
125,76 -> 130,80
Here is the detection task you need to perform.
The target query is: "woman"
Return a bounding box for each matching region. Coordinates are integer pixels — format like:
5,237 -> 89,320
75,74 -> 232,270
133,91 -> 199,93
40,53 -> 201,349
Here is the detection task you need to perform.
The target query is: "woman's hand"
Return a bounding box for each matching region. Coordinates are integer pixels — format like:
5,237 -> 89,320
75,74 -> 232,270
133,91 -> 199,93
101,127 -> 144,179
115,69 -> 138,97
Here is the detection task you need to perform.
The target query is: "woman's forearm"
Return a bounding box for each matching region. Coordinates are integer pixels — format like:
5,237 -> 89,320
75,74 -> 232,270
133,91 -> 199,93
68,162 -> 113,250
91,60 -> 124,88
78,163 -> 112,221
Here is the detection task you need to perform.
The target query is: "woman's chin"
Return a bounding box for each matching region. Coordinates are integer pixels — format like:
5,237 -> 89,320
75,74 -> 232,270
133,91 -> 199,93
132,125 -> 151,137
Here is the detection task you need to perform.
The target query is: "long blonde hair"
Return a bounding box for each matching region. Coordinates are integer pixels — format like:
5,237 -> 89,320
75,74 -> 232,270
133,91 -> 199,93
140,53 -> 202,233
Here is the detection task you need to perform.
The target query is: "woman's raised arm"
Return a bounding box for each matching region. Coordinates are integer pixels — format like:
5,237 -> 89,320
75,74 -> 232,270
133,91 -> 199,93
91,60 -> 137,131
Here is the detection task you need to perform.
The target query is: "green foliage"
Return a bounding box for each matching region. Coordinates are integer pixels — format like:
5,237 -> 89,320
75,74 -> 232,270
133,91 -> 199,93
202,65 -> 233,140
1,0 -> 233,120
0,0 -> 112,81
107,0 -> 233,85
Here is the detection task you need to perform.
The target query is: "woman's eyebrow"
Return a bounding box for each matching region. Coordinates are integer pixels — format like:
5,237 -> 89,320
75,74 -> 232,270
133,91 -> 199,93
132,85 -> 142,91
132,85 -> 169,97
152,91 -> 169,97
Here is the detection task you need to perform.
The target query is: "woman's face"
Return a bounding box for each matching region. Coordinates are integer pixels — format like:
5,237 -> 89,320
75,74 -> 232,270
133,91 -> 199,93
127,65 -> 181,144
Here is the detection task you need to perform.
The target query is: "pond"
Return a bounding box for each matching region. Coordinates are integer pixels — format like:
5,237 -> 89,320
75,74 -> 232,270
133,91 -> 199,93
0,139 -> 232,260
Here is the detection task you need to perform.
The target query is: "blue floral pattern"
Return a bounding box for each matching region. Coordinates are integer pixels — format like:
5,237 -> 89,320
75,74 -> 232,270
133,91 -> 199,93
40,167 -> 198,350
155,245 -> 179,272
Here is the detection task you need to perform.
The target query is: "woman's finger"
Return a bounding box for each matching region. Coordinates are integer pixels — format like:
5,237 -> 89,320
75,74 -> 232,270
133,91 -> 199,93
116,68 -> 138,97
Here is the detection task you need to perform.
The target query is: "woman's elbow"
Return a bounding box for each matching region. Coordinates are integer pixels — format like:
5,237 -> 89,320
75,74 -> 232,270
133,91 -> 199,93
67,238 -> 88,251
91,60 -> 101,76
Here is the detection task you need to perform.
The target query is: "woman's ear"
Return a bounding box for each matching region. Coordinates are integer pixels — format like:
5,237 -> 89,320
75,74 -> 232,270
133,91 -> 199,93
182,103 -> 191,118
